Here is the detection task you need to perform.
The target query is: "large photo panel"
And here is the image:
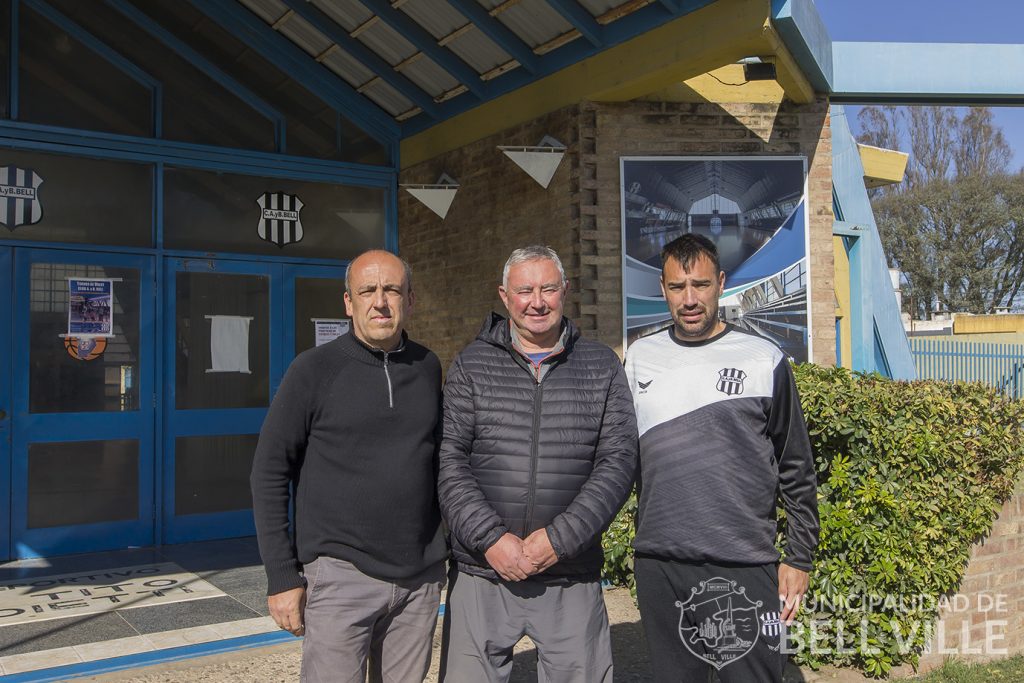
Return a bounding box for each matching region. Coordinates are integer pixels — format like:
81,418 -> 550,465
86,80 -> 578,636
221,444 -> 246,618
621,157 -> 811,362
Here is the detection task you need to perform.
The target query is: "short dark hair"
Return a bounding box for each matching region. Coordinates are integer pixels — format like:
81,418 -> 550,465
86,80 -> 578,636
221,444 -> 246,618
660,234 -> 721,274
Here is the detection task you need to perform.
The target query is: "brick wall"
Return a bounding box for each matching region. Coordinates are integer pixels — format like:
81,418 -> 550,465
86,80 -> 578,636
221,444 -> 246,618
399,97 -> 835,367
906,480 -> 1024,673
398,107 -> 580,368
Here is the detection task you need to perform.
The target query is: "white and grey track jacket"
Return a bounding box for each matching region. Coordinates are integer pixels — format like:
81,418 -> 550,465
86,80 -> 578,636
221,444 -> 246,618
624,324 -> 819,571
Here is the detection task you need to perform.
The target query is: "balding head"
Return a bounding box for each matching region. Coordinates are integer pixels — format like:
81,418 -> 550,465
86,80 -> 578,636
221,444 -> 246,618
346,250 -> 412,297
343,250 -> 415,351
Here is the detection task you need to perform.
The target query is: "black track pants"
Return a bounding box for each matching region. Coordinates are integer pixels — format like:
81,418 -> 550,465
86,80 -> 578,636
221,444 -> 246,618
635,556 -> 787,683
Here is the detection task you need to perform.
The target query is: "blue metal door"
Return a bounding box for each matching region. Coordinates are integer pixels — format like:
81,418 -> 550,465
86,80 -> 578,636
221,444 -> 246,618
0,247 -> 11,561
162,257 -> 283,544
161,259 -> 346,545
10,248 -> 155,559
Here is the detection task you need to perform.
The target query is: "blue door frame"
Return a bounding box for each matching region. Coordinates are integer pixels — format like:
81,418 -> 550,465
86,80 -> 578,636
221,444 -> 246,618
10,247 -> 156,559
0,247 -> 12,560
161,258 -> 346,544
161,257 -> 281,544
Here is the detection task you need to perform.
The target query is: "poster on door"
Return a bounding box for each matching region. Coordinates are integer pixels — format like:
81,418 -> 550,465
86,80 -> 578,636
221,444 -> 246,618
67,278 -> 115,337
313,319 -> 350,346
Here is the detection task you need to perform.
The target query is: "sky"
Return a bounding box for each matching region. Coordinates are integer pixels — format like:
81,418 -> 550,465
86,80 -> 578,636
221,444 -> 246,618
813,0 -> 1024,171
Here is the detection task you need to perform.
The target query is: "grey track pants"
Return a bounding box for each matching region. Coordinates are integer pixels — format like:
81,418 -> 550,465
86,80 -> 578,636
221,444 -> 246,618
439,569 -> 613,683
300,556 -> 445,683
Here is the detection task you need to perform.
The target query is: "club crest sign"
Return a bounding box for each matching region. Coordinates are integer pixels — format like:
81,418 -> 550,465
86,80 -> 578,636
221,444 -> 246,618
676,577 -> 762,670
256,191 -> 304,247
716,367 -> 747,396
0,165 -> 44,230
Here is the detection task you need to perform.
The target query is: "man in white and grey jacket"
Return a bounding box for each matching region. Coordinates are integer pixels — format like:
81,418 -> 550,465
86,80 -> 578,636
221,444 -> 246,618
625,234 -> 819,683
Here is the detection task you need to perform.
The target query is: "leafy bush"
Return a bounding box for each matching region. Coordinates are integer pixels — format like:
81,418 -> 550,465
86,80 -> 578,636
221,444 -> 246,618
601,364 -> 1024,678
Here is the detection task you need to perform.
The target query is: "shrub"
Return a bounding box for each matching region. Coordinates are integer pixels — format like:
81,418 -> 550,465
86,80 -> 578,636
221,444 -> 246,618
601,364 -> 1024,678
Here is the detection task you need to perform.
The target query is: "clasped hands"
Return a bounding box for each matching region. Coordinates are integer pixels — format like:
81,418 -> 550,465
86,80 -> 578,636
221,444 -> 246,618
484,530 -> 558,582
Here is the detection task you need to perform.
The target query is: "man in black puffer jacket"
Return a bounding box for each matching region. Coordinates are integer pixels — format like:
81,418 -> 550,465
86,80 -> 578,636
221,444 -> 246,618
438,245 -> 638,683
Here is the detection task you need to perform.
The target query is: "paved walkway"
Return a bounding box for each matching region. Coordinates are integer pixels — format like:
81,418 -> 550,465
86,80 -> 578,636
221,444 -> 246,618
0,538 -> 284,680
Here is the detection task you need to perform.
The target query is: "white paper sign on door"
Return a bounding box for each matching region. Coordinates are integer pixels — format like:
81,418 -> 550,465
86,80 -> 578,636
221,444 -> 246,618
313,318 -> 349,347
206,315 -> 253,374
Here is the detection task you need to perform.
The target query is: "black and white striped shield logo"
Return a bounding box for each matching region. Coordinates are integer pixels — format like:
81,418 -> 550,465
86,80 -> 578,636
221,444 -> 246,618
0,165 -> 44,230
256,192 -> 304,247
716,368 -> 747,396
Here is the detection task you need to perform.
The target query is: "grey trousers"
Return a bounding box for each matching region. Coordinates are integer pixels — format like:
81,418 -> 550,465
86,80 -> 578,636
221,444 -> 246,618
301,556 -> 445,683
439,570 -> 613,683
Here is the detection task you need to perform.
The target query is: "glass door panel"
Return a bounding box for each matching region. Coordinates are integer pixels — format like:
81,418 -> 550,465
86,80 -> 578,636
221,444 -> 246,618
163,258 -> 280,544
284,264 -> 347,359
11,248 -> 155,559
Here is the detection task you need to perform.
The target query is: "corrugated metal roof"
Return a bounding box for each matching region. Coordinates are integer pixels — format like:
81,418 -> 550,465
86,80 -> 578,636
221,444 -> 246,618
321,47 -> 376,88
238,0 -> 284,24
360,79 -> 414,116
401,56 -> 462,100
225,0 -> 718,130
312,0 -> 373,31
278,14 -> 335,58
356,21 -> 416,65
486,0 -> 573,50
398,0 -> 469,42
581,0 -> 639,17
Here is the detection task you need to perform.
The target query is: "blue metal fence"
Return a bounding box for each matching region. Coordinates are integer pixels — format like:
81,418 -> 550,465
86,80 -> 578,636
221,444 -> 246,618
909,338 -> 1024,399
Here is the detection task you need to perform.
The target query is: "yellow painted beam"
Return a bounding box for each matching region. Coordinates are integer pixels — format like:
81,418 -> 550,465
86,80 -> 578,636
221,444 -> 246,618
761,20 -> 816,105
401,0 -> 771,168
858,144 -> 909,188
833,235 -> 852,369
653,64 -> 785,103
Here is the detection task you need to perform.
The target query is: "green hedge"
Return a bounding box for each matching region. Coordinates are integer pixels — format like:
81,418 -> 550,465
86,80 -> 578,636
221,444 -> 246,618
601,364 -> 1024,678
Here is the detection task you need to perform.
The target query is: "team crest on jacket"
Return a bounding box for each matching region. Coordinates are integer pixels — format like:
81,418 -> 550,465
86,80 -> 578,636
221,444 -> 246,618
0,165 -> 44,230
256,191 -> 304,247
676,577 -> 762,670
716,368 -> 746,396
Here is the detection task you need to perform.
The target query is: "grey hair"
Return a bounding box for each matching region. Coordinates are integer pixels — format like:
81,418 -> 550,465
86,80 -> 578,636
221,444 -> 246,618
345,251 -> 413,296
502,245 -> 567,288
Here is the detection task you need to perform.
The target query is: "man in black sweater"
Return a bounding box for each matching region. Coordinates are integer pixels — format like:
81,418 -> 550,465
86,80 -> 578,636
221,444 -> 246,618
251,250 -> 446,682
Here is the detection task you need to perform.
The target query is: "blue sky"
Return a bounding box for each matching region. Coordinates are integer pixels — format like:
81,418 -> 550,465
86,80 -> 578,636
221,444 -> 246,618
814,0 -> 1024,171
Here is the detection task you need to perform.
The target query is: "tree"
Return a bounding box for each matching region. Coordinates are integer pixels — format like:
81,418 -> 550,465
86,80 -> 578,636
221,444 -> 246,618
857,106 -> 1024,315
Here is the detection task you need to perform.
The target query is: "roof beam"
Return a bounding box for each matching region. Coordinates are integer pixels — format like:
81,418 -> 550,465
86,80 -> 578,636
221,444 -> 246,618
832,42 -> 1024,105
858,144 -> 908,189
277,0 -> 441,119
770,0 -> 832,92
761,20 -> 816,104
183,0 -> 398,144
357,0 -> 487,98
544,0 -> 603,46
445,0 -> 541,73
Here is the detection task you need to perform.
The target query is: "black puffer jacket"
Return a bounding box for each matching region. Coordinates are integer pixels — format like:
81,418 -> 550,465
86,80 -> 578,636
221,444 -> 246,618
438,313 -> 638,582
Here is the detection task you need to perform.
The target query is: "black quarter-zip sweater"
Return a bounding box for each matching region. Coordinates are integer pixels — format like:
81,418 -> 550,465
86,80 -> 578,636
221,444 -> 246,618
251,331 -> 446,596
